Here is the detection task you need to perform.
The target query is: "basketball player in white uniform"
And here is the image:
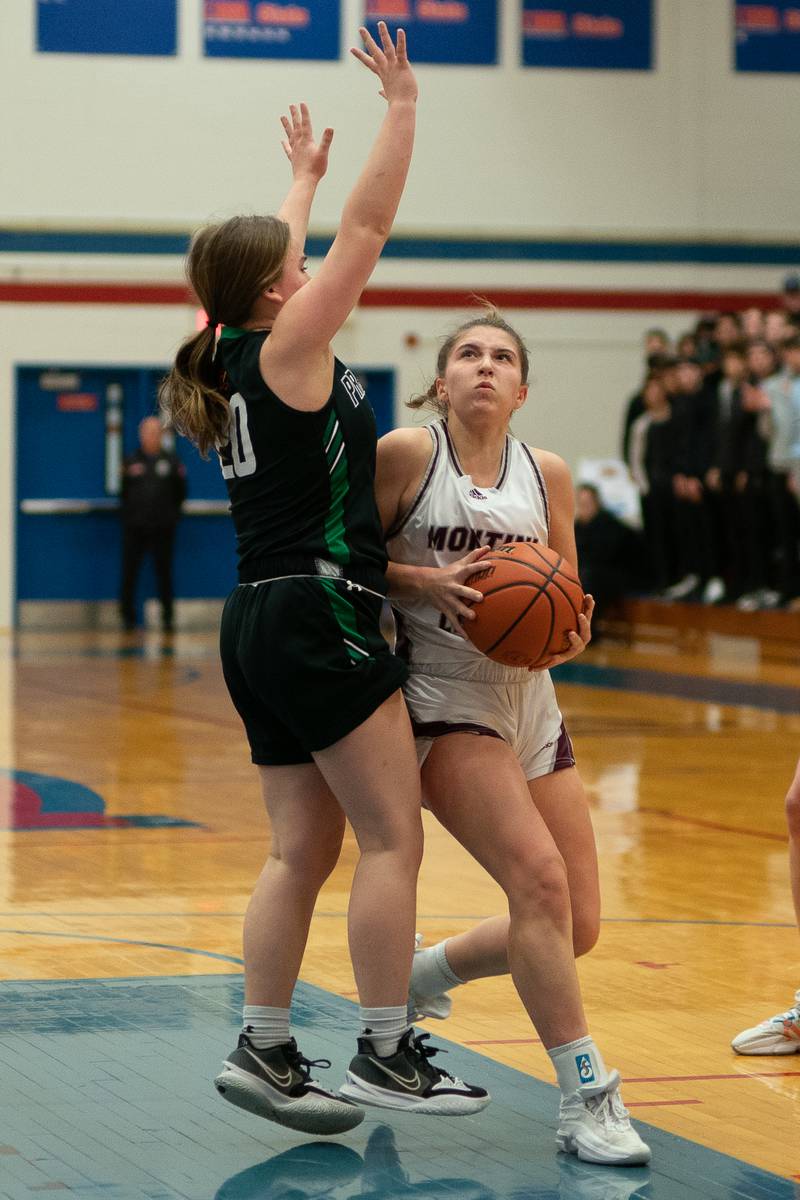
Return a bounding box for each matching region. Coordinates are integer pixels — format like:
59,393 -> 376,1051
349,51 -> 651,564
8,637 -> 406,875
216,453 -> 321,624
732,753 -> 800,1055
376,309 -> 651,1166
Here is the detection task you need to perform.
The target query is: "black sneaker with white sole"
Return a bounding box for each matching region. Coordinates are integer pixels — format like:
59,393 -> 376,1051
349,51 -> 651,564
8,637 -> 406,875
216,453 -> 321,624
340,1028 -> 490,1115
214,1034 -> 364,1135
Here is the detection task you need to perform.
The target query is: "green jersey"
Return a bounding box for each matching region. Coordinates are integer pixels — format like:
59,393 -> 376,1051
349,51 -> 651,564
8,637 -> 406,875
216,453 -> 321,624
216,328 -> 389,590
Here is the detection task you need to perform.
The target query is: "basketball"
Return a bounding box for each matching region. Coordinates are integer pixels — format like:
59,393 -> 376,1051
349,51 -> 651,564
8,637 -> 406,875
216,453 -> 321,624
464,541 -> 584,669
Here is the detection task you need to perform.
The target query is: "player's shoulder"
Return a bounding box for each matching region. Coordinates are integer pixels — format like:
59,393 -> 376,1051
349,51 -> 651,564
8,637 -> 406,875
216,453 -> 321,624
523,445 -> 571,484
378,425 -> 434,472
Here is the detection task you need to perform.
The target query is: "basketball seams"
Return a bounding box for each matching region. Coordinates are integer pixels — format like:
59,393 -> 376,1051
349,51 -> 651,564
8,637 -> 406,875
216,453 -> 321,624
464,540 -> 584,669
487,587 -> 556,662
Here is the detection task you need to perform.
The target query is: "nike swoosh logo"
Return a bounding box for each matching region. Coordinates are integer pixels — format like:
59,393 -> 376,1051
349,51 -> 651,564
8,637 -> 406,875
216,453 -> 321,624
372,1060 -> 424,1092
243,1047 -> 293,1088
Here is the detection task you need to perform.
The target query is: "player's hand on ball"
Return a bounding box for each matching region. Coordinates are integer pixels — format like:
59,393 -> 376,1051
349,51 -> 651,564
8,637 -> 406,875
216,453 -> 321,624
533,595 -> 594,670
425,547 -> 490,639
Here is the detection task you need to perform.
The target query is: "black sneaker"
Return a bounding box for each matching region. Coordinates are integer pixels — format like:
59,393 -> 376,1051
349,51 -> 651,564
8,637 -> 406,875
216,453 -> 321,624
214,1035 -> 364,1135
340,1029 -> 490,1115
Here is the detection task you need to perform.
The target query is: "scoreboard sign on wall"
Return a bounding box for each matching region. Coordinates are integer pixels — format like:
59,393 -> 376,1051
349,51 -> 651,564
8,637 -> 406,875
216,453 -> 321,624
204,1 -> 341,60
362,2 -> 499,65
735,2 -> 800,72
522,1 -> 653,70
37,0 -> 177,55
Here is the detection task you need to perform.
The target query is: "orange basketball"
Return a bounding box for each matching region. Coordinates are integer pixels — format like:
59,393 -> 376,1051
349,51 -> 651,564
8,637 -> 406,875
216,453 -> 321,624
464,541 -> 584,669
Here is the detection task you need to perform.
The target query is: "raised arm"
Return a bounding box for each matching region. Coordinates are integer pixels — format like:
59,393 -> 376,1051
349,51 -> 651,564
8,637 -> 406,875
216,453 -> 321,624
264,23 -> 417,398
276,103 -> 333,251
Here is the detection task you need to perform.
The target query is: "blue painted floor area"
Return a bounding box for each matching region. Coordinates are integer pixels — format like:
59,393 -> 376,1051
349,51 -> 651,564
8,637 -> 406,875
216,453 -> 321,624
0,974 -> 795,1200
554,662 -> 800,715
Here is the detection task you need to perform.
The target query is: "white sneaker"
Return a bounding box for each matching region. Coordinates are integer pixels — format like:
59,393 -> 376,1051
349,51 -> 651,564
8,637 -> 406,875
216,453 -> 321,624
736,591 -> 761,612
731,990 -> 800,1055
663,573 -> 699,600
407,933 -> 453,1022
702,576 -> 726,605
757,588 -> 781,609
556,1070 -> 651,1166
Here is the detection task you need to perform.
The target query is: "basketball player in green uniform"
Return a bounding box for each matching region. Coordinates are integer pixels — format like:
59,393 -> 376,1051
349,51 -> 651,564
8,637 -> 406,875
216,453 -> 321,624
160,24 -> 487,1135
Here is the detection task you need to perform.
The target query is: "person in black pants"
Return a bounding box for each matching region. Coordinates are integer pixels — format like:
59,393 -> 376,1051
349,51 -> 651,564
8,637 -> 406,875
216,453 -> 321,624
119,415 -> 187,631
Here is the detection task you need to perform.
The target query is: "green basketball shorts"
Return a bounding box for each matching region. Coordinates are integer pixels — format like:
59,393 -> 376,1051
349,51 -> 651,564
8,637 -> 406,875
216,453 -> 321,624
219,576 -> 409,765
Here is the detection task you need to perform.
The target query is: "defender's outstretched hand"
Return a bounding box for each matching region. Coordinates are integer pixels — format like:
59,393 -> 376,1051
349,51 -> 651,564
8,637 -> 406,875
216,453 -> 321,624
280,103 -> 333,183
351,21 -> 418,104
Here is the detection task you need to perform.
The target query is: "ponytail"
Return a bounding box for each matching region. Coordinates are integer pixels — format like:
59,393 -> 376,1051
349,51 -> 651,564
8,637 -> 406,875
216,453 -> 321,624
407,380 -> 447,416
159,325 -> 230,458
406,302 -> 530,417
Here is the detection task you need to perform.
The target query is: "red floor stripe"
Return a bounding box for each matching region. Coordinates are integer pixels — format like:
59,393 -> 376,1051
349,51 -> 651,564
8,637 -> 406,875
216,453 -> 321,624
626,1071 -> 800,1082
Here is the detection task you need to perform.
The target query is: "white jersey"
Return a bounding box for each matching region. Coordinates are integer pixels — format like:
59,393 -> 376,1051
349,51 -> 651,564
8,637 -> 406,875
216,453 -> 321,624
386,419 -> 550,683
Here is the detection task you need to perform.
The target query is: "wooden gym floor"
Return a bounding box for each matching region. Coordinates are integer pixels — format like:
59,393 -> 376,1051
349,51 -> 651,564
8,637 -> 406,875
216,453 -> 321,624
0,620 -> 799,1199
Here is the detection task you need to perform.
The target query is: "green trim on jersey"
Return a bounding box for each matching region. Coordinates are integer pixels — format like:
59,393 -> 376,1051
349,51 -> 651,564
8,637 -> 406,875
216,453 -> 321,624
319,579 -> 372,665
323,410 -> 351,563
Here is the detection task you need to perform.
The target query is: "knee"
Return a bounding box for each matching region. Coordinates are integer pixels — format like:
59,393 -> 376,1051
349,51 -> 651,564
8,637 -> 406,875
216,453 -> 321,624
274,822 -> 345,888
785,782 -> 800,841
507,853 -> 571,927
356,812 -> 424,875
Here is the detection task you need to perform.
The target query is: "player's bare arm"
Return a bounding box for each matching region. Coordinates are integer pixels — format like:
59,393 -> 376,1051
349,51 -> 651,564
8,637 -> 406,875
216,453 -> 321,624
378,427 -> 487,635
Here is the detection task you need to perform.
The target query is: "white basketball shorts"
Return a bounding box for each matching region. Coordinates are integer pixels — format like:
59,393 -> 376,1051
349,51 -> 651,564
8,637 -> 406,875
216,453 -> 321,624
403,666 -> 575,781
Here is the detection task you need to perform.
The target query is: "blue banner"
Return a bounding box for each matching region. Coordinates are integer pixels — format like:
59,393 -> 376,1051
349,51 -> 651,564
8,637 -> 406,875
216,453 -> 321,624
362,2 -> 498,66
522,1 -> 653,70
204,1 -> 340,59
37,0 -> 177,56
735,3 -> 800,72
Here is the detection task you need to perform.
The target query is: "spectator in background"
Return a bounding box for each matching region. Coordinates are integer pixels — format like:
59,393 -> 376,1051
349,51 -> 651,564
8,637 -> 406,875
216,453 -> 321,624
710,344 -> 771,606
119,415 -> 187,632
628,373 -> 676,595
694,315 -> 719,374
765,309 -> 790,350
676,331 -> 698,360
644,328 -> 671,357
782,273 -> 800,322
750,335 -> 800,605
742,307 -> 765,340
620,329 -> 673,463
665,356 -> 724,603
715,312 -> 743,355
574,483 -> 645,625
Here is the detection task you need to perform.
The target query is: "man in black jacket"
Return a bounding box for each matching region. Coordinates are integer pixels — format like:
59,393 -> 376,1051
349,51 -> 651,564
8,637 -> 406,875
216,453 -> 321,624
119,416 -> 187,631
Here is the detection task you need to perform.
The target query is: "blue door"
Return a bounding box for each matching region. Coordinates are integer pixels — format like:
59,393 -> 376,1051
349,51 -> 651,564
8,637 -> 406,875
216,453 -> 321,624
15,364 -> 396,621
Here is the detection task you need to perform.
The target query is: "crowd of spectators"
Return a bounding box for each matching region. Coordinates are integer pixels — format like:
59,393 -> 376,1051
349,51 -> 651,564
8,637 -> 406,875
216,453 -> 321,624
616,273 -> 800,611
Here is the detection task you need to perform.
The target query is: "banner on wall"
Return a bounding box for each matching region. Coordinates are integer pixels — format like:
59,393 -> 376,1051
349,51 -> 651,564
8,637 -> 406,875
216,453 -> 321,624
37,0 -> 177,56
362,2 -> 498,65
735,3 -> 800,72
204,1 -> 340,59
522,1 -> 653,70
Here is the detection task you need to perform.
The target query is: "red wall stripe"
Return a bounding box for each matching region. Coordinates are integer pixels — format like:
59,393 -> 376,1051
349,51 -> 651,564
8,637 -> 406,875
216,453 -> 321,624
0,280 -> 783,312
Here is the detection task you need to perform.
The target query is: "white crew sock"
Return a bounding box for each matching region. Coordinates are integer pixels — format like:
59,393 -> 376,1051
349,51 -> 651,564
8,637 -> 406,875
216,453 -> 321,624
359,1005 -> 411,1057
241,1005 -> 291,1050
411,939 -> 464,996
548,1035 -> 610,1096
